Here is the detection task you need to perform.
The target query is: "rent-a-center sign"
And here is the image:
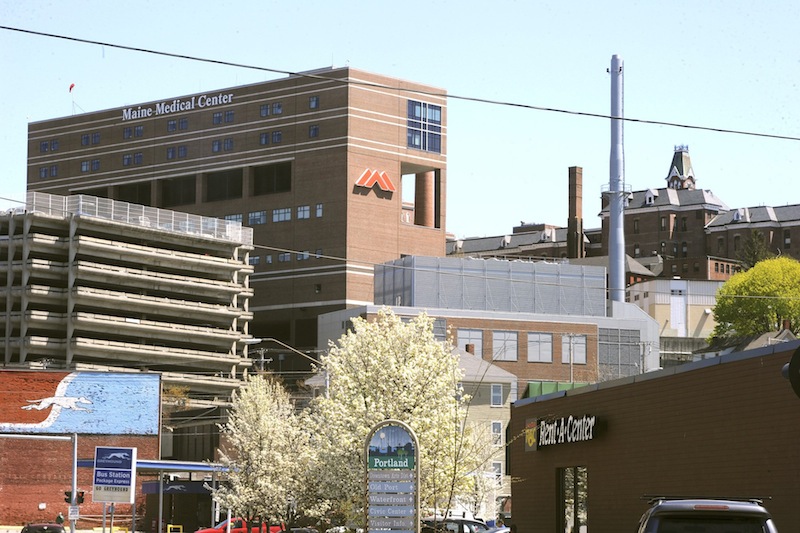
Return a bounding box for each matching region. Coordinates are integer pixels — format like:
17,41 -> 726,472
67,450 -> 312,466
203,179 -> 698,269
365,420 -> 419,533
526,415 -> 600,451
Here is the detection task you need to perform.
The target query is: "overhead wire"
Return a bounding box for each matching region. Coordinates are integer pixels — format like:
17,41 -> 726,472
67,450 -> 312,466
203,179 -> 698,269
2,25 -> 800,142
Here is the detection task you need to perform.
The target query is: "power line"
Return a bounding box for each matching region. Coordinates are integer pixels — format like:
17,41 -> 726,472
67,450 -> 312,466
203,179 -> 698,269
2,25 -> 800,142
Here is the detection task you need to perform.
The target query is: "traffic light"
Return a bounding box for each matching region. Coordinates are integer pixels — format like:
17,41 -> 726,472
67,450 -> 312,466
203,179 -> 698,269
64,491 -> 72,503
77,491 -> 85,504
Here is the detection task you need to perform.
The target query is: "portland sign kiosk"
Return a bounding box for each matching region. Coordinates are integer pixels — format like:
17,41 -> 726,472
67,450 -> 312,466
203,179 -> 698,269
365,420 -> 420,533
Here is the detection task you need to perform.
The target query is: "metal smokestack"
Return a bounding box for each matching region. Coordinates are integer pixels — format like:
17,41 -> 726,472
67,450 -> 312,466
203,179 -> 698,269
608,54 -> 625,303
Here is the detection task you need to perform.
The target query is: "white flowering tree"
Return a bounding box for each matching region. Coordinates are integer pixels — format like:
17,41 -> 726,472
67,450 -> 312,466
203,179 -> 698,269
307,308 -> 480,526
212,374 -> 315,525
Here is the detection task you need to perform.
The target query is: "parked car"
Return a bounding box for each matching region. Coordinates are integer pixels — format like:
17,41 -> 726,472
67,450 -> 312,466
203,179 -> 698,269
196,518 -> 285,533
21,525 -> 65,533
637,497 -> 779,532
421,516 -> 491,533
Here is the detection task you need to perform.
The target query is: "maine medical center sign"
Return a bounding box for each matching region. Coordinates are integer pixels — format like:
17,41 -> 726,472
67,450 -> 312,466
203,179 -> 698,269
122,92 -> 234,120
365,420 -> 419,533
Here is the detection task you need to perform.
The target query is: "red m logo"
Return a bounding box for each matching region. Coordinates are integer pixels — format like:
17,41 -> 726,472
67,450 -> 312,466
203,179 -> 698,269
355,169 -> 396,193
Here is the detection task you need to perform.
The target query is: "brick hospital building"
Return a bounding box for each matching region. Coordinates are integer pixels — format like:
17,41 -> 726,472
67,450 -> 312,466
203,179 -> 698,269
27,67 -> 448,358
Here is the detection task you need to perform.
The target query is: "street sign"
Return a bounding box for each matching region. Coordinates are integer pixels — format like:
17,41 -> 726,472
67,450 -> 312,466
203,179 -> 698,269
93,446 -> 137,504
364,421 -> 419,533
68,506 -> 80,521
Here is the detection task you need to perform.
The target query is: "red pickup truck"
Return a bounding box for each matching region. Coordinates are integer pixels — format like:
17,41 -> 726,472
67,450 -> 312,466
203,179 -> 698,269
196,518 -> 285,533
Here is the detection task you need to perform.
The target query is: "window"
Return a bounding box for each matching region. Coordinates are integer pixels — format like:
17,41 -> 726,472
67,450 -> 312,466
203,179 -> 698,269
167,120 -> 177,132
491,461 -> 503,487
457,329 -> 483,358
681,242 -> 688,257
492,331 -> 517,361
225,110 -> 234,123
50,165 -> 57,177
123,154 -> 132,166
297,205 -> 310,219
671,264 -> 678,275
407,100 -> 442,153
91,132 -> 100,145
715,262 -> 720,273
179,118 -> 188,130
717,237 -> 725,254
133,152 -> 143,165
260,132 -> 269,145
681,217 -> 687,231
527,333 -> 553,362
785,229 -> 792,249
51,139 -> 59,151
207,169 -> 243,201
123,127 -> 132,139
633,219 -> 639,234
224,214 -> 243,224
81,134 -> 90,146
633,244 -> 640,258
253,162 -> 291,195
248,211 -> 267,225
491,384 -> 503,406
272,207 -> 291,222
248,255 -> 260,266
316,203 -> 323,217
177,145 -> 187,158
272,102 -> 283,115
81,161 -> 89,172
91,159 -> 100,171
278,252 -> 291,262
212,140 -> 221,152
260,104 -> 270,117
660,216 -> 666,231
39,141 -> 49,153
561,334 -> 587,365
134,125 -> 144,137
161,176 -> 196,207
223,138 -> 234,151
491,421 -> 503,446
265,254 -> 273,264
315,249 -> 323,258
297,251 -> 310,261
39,167 -> 48,179
166,147 -> 176,160
213,112 -> 222,125
558,466 -> 588,533
309,96 -> 319,109
309,125 -> 319,138
272,131 -> 282,144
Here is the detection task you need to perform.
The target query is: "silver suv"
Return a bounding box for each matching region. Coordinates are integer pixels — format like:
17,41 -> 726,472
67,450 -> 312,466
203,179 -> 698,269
637,497 -> 779,533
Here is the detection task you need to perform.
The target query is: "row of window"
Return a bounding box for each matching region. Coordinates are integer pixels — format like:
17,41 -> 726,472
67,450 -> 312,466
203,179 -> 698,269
457,329 -> 588,364
37,95 -> 322,153
234,204 -> 322,226
248,249 -> 324,266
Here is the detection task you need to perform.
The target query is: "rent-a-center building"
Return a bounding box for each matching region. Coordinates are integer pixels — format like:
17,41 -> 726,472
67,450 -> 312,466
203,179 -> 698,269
508,339 -> 800,532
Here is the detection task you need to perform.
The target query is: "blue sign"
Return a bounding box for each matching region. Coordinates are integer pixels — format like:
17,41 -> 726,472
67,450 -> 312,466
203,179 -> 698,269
93,446 -> 137,504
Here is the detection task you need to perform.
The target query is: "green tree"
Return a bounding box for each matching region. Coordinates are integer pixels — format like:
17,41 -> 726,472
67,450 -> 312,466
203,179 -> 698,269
211,375 -> 315,525
711,256 -> 800,339
307,308 -> 483,526
737,229 -> 774,271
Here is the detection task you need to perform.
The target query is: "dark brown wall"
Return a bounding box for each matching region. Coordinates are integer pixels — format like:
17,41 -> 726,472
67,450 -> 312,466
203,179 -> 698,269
509,343 -> 800,532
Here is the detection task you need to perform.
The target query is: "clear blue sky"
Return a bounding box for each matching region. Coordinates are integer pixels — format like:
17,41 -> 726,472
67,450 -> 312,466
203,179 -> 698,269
2,1 -> 798,239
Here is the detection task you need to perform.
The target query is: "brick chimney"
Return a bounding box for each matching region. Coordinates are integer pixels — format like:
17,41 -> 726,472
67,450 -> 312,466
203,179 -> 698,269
567,166 -> 585,258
